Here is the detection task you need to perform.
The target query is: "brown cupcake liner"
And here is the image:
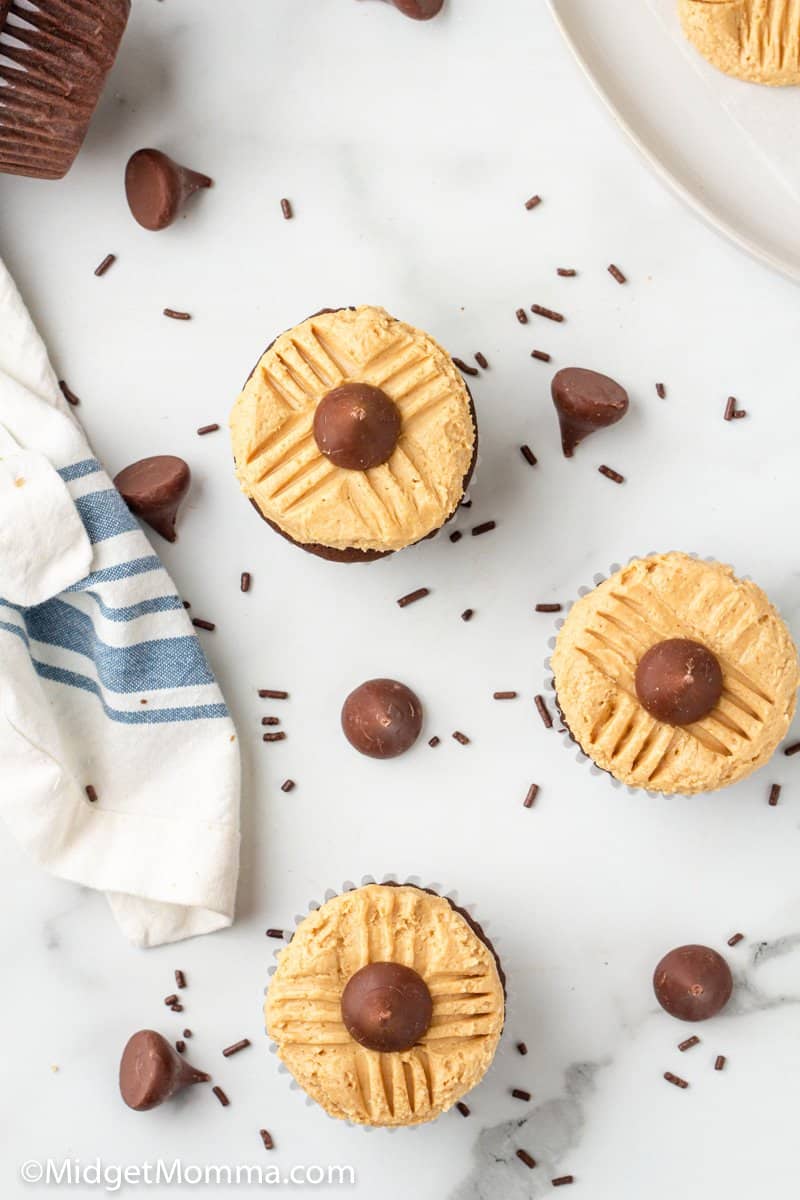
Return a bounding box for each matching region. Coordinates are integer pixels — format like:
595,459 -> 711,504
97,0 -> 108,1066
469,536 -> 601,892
264,874 -> 509,1132
0,0 -> 130,180
239,307 -> 480,563
544,551 -> 730,799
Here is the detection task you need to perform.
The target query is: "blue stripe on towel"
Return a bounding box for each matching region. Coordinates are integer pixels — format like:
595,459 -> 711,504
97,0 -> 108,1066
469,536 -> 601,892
65,555 -> 162,592
19,599 -> 214,693
0,622 -> 228,723
81,593 -> 185,622
58,458 -> 101,482
74,488 -> 138,544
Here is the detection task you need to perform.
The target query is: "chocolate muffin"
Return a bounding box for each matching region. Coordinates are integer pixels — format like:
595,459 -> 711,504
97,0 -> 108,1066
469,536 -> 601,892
265,883 -> 505,1126
230,306 -> 477,562
551,553 -> 800,794
0,0 -> 130,180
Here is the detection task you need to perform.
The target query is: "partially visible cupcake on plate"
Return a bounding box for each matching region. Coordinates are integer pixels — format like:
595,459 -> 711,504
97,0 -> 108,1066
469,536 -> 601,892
265,883 -> 505,1126
230,306 -> 477,562
551,552 -> 799,795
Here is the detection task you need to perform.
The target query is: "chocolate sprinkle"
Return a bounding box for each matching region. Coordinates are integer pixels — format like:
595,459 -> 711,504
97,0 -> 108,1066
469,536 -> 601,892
475,352 -> 489,369
512,1088 -> 531,1102
524,195 -> 542,210
85,785 -> 98,803
164,994 -> 178,1006
494,691 -> 518,699
263,732 -> 286,742
731,410 -> 747,420
531,349 -> 551,362
241,572 -> 251,593
398,588 -> 430,608
535,694 -> 553,728
281,779 -> 295,793
516,308 -> 529,324
678,1036 -> 701,1052
197,423 -> 220,435
557,268 -> 577,277
472,520 -> 496,536
664,1072 -> 689,1089
170,1003 -> 184,1012
461,609 -> 474,622
727,933 -> 744,947
598,464 -> 625,484
163,308 -> 191,320
260,1129 -> 274,1151
212,1086 -> 229,1107
449,531 -> 463,543
516,1150 -> 537,1170
259,690 -> 288,700
262,717 -> 280,726
183,1029 -> 192,1038
94,253 -> 116,277
176,1040 -> 185,1053
724,396 -> 737,422
222,1039 -> 251,1058
428,736 -> 440,747
552,1177 -> 575,1187
784,741 -> 800,756
517,1042 -> 528,1056
456,1101 -> 471,1117
265,929 -> 285,940
608,264 -> 627,284
280,198 -> 293,220
175,969 -> 186,989
535,603 -> 562,613
453,357 -> 480,378
58,380 -> 81,407
656,382 -> 667,399
520,444 -> 538,466
769,784 -> 781,806
715,1055 -> 726,1071
192,618 -> 215,632
531,304 -> 564,323
452,731 -> 470,744
523,784 -> 539,808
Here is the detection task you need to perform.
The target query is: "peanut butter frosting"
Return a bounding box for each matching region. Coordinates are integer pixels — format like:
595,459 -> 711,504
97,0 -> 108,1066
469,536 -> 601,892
679,0 -> 800,86
230,306 -> 476,554
552,553 -> 799,794
265,885 -> 505,1126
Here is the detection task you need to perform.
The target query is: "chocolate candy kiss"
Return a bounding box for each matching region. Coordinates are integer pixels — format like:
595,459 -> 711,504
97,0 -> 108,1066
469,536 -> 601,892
341,679 -> 423,758
653,946 -> 733,1022
341,962 -> 433,1052
635,639 -> 723,726
390,0 -> 445,17
119,1030 -> 210,1111
551,367 -> 629,457
125,149 -> 212,231
114,455 -> 191,543
313,383 -> 401,471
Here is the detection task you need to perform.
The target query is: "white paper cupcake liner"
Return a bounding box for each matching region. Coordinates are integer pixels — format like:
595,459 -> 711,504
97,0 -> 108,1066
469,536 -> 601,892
264,872 -> 512,1132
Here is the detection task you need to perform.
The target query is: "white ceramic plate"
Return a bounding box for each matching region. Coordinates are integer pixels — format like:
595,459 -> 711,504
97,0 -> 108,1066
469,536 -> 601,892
548,0 -> 800,282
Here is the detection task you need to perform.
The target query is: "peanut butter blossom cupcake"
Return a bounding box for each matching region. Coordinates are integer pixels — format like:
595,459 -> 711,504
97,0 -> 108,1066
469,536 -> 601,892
678,0 -> 800,86
551,553 -> 800,795
230,306 -> 477,562
265,884 -> 505,1126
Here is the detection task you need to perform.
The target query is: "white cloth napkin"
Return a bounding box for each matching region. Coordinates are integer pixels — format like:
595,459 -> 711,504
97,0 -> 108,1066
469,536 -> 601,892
0,259 -> 241,947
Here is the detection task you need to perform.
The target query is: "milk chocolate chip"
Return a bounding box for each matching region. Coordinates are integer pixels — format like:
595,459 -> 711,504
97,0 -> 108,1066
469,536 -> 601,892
341,679 -> 423,758
119,1030 -> 210,1111
125,149 -> 212,231
635,639 -> 723,726
653,946 -> 733,1022
114,455 -> 191,543
551,367 -> 629,457
341,962 -> 433,1052
314,383 -> 401,471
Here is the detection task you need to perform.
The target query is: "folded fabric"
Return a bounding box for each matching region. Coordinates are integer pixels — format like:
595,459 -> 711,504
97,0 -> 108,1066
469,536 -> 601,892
0,258 -> 241,947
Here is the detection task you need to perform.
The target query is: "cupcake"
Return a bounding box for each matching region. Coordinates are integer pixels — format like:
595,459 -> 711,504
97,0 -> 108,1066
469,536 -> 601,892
265,883 -> 505,1126
551,552 -> 799,795
0,0 -> 130,180
230,306 -> 477,562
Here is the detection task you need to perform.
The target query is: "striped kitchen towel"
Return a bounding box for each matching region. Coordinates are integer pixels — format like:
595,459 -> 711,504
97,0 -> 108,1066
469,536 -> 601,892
0,258 -> 240,947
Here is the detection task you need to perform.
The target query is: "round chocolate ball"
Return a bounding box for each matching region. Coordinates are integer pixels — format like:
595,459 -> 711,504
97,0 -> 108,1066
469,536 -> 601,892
653,945 -> 733,1022
635,638 -> 723,726
313,383 -> 401,471
341,679 -> 423,759
341,962 -> 433,1052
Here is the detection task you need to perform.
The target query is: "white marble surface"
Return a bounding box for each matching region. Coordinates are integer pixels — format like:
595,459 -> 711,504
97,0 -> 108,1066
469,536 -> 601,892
2,1 -> 800,1196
